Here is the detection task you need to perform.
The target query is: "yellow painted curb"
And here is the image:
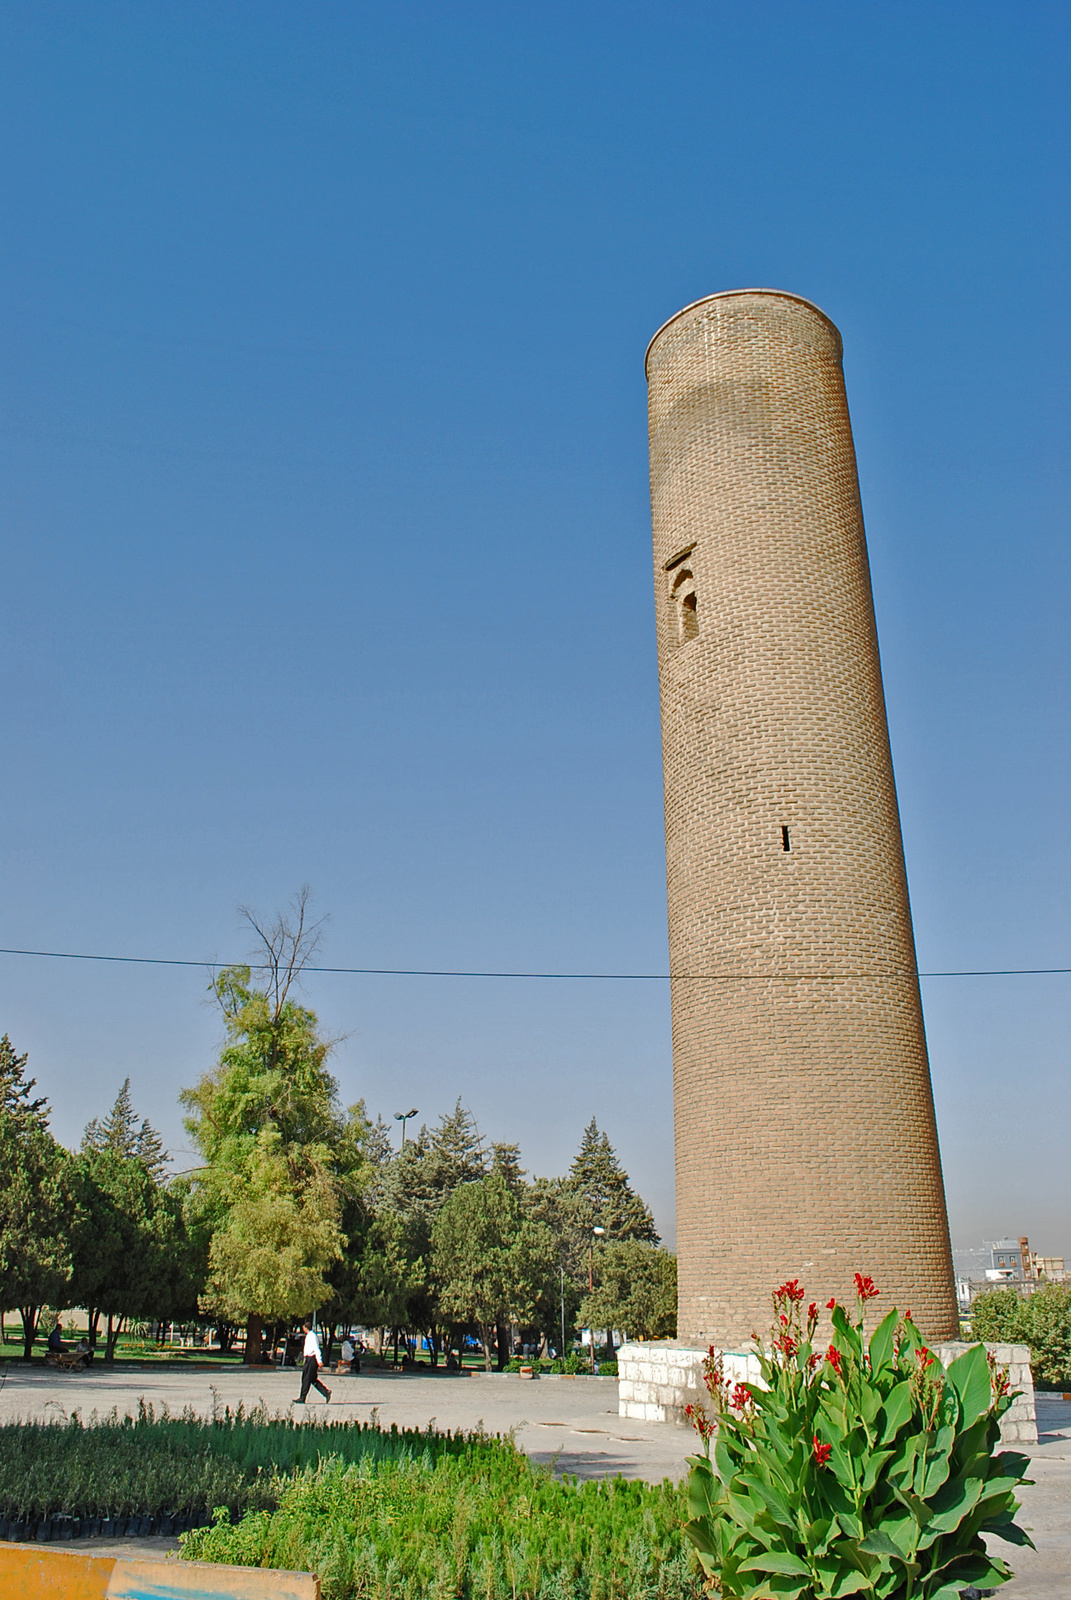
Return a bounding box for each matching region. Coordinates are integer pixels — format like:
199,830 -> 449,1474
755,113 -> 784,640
0,1543 -> 320,1598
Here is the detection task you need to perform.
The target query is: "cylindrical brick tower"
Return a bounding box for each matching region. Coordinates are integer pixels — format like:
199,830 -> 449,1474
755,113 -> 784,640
647,289 -> 957,1344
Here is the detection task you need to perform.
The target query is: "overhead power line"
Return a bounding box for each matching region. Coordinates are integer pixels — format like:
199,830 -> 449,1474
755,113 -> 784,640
0,946 -> 1066,981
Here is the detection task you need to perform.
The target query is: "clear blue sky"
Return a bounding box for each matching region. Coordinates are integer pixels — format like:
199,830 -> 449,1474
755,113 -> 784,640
1,2 -> 1067,1258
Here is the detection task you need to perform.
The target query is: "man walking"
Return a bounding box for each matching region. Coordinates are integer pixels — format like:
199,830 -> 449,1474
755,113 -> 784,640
295,1318 -> 332,1405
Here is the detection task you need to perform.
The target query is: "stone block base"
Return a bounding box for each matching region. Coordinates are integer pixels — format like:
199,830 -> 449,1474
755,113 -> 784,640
617,1339 -> 1036,1444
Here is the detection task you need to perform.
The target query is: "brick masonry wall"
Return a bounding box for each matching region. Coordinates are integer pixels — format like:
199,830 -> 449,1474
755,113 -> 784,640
617,1340 -> 1037,1444
646,291 -> 958,1345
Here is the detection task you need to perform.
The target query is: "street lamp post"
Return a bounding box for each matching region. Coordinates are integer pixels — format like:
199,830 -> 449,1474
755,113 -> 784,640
394,1108 -> 419,1149
589,1226 -> 605,1372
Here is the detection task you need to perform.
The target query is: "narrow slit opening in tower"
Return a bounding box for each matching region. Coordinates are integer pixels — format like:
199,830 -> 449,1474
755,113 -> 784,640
680,590 -> 698,641
781,826 -> 791,852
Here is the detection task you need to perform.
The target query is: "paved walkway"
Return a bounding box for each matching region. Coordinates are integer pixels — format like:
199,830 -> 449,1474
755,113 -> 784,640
0,1364 -> 1066,1595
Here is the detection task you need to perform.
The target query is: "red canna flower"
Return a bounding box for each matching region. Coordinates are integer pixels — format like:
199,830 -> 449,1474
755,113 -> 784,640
812,1434 -> 833,1467
807,1303 -> 818,1321
853,1273 -> 879,1302
729,1382 -> 751,1411
685,1403 -> 715,1441
773,1331 -> 798,1359
917,1346 -> 934,1369
826,1298 -> 837,1310
775,1279 -> 805,1303
806,1352 -> 820,1374
826,1344 -> 842,1376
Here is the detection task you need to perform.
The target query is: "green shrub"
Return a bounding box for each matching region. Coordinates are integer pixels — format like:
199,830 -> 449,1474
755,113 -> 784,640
967,1288 -> 1026,1345
683,1277 -> 1032,1599
971,1281 -> 1071,1391
504,1352 -> 589,1375
598,1360 -> 619,1377
182,1443 -> 701,1600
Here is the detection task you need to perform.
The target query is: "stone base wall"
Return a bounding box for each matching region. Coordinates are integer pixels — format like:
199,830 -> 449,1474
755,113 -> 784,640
618,1339 -> 1036,1444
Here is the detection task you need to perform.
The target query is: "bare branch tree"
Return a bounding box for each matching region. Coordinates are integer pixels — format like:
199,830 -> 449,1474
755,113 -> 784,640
239,886 -> 328,1019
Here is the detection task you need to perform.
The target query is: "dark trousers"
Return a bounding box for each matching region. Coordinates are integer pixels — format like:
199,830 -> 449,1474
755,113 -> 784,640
299,1356 -> 330,1401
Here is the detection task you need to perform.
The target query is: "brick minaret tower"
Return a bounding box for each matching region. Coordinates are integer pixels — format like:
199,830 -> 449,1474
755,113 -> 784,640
647,290 -> 957,1344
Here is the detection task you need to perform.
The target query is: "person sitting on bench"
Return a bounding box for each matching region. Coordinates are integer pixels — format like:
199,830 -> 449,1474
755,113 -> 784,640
47,1321 -> 68,1353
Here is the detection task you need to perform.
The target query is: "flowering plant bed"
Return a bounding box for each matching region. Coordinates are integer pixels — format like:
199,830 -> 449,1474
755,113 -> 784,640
684,1276 -> 1032,1599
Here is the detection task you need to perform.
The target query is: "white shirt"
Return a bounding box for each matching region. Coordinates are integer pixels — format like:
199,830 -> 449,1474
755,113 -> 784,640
341,1339 -> 355,1361
303,1329 -> 323,1363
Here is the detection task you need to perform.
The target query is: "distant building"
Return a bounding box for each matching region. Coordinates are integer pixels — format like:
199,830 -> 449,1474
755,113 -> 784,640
985,1239 -> 1026,1282
1031,1255 -> 1067,1281
962,1234 -> 1068,1303
1019,1235 -> 1067,1282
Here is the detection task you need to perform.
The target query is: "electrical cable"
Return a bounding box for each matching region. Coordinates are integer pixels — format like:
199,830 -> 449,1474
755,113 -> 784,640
0,946 -> 1066,981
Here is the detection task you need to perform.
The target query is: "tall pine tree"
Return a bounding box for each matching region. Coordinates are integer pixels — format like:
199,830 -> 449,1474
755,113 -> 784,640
566,1118 -> 659,1244
83,1078 -> 170,1181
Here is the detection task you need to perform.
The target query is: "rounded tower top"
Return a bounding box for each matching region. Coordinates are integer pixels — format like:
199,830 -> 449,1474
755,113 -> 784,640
644,288 -> 843,378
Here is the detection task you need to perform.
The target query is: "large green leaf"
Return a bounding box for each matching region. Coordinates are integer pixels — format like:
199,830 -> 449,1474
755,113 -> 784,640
804,1517 -> 834,1554
859,1448 -> 895,1494
685,1461 -> 717,1519
737,1550 -> 812,1576
858,1383 -> 882,1427
739,1471 -> 795,1530
922,1548 -> 1010,1599
859,1530 -> 901,1557
715,1434 -> 737,1481
879,1381 -> 913,1443
682,1516 -> 720,1556
825,1572 -> 871,1598
887,1431 -> 923,1485
919,1474 -> 983,1539
920,1427 -> 955,1497
868,1308 -> 898,1373
994,1449 -> 1032,1481
945,1343 -> 992,1429
974,1482 -> 1018,1526
830,1304 -> 859,1352
984,1518 -> 1036,1548
891,1482 -> 932,1528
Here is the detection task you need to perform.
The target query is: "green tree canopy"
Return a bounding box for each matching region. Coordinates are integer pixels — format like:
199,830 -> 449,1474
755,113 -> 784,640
432,1172 -> 556,1369
579,1240 -> 677,1342
68,1146 -> 200,1359
0,1037 -> 72,1356
201,1127 -> 344,1326
180,901 -> 372,1358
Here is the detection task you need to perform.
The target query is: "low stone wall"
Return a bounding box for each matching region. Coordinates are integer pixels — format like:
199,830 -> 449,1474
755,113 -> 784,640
618,1339 -> 1036,1444
618,1341 -> 756,1427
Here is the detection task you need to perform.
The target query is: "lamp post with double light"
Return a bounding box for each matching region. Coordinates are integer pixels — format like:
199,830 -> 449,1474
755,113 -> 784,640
393,1109 -> 419,1149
